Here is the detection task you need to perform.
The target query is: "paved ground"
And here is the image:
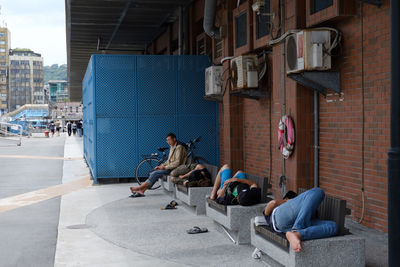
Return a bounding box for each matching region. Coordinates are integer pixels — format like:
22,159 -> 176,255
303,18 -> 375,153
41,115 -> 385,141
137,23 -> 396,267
0,134 -> 389,267
0,135 -> 65,267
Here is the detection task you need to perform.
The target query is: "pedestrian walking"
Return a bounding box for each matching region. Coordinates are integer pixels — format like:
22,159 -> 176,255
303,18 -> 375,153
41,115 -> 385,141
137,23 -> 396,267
67,121 -> 72,136
55,121 -> 61,136
72,122 -> 77,135
49,121 -> 55,137
77,121 -> 82,137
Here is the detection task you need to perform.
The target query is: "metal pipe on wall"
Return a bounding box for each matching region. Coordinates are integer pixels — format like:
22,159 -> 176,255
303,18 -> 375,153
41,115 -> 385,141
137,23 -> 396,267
389,1 -> 400,266
280,0 -> 286,198
178,6 -> 183,55
314,90 -> 319,188
203,0 -> 222,39
184,7 -> 190,54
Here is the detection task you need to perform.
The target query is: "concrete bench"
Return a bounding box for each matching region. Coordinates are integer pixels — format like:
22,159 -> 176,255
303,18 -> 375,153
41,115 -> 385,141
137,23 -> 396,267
205,174 -> 271,244
175,164 -> 219,215
250,189 -> 365,267
159,175 -> 175,193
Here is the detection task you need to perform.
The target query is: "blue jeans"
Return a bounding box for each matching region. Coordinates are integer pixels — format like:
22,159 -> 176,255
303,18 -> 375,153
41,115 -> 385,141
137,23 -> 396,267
274,187 -> 338,240
145,169 -> 171,188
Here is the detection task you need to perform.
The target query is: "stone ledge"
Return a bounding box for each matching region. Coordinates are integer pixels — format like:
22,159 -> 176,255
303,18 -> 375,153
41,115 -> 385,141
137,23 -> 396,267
250,218 -> 366,267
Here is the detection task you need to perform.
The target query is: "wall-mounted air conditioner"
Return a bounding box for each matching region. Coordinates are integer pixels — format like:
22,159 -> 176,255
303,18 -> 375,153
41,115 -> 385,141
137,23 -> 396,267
205,66 -> 223,96
286,30 -> 331,74
230,55 -> 258,90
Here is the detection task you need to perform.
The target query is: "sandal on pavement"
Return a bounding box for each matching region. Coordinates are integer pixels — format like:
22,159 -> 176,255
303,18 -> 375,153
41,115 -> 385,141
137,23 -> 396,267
161,204 -> 177,210
129,192 -> 145,198
170,200 -> 178,207
186,226 -> 208,234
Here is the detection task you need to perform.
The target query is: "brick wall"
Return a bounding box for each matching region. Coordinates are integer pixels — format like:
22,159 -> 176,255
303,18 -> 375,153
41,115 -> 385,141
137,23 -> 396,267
146,0 -> 390,232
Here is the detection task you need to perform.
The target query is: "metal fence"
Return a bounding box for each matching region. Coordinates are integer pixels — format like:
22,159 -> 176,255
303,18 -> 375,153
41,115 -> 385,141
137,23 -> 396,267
83,55 -> 219,183
0,122 -> 22,146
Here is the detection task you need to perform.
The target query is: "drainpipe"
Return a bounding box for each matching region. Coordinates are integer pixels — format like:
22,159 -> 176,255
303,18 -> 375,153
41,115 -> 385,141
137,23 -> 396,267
389,1 -> 400,266
314,91 -> 319,188
178,6 -> 183,55
203,0 -> 223,39
280,0 -> 286,198
184,7 -> 190,54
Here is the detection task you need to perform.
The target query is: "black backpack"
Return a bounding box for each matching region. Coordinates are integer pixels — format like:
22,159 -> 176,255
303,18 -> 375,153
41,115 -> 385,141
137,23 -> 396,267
216,181 -> 241,205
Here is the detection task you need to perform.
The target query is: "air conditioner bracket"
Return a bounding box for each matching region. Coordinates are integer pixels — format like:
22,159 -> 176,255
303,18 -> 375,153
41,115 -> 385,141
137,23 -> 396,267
358,0 -> 382,7
288,71 -> 341,96
230,89 -> 270,100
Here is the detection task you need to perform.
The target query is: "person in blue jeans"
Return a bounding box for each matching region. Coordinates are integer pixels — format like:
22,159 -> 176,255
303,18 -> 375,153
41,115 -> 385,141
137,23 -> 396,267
263,187 -> 338,252
130,133 -> 187,197
210,164 -> 247,200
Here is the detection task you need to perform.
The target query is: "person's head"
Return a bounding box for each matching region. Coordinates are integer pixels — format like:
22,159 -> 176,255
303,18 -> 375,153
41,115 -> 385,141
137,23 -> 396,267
166,132 -> 177,147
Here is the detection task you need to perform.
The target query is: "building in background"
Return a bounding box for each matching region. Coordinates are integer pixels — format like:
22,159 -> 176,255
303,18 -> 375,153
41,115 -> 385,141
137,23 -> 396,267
53,101 -> 82,121
48,80 -> 68,103
8,48 -> 44,111
0,27 -> 10,115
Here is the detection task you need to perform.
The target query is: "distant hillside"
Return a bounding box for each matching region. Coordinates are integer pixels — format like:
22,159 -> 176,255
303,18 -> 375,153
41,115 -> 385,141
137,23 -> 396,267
44,64 -> 67,84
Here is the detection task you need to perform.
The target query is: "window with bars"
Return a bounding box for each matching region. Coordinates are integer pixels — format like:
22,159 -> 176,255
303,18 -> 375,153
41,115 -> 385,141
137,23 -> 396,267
214,38 -> 223,58
235,12 -> 247,48
256,0 -> 271,39
197,37 -> 205,55
311,0 -> 333,14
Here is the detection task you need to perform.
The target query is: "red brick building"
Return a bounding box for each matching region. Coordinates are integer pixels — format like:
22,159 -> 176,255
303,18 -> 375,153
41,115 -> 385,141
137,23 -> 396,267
145,0 -> 390,233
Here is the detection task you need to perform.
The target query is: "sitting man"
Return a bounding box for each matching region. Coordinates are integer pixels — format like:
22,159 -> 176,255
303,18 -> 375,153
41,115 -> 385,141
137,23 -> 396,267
172,164 -> 212,187
130,133 -> 187,196
263,187 -> 338,253
210,164 -> 261,206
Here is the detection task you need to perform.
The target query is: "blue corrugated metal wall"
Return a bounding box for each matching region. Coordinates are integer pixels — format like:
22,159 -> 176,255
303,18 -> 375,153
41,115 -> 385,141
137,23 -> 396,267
82,55 -> 218,183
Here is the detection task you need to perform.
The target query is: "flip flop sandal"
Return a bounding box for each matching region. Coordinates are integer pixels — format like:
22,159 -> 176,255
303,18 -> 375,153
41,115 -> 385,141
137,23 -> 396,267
186,226 -> 208,234
161,204 -> 177,210
170,200 -> 178,207
129,192 -> 145,198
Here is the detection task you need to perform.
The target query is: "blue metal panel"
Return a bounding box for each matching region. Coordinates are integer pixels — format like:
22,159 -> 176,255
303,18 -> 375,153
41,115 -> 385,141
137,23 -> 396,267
137,56 -> 177,115
95,55 -> 136,118
177,114 -> 218,166
177,56 -> 215,115
82,55 -> 218,181
96,118 -> 137,178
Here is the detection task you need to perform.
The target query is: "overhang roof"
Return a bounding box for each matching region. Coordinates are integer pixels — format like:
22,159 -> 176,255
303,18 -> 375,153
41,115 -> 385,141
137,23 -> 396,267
66,0 -> 193,101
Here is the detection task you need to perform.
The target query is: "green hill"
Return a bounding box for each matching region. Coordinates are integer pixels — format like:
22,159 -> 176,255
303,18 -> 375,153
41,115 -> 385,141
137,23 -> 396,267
44,64 -> 67,84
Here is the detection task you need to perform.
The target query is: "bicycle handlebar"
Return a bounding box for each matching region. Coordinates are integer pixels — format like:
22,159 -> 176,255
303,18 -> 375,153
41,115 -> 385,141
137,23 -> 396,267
186,136 -> 201,147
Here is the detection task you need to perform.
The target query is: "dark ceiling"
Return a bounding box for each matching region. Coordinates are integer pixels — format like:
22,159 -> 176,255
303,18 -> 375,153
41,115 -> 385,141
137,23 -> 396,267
66,0 -> 193,101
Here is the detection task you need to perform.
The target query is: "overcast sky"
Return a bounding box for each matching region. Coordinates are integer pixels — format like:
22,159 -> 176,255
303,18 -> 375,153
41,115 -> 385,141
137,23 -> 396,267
0,0 -> 66,66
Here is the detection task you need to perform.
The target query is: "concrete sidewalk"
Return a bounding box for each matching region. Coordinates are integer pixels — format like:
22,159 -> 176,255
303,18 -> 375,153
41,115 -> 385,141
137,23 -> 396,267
54,137 -> 388,267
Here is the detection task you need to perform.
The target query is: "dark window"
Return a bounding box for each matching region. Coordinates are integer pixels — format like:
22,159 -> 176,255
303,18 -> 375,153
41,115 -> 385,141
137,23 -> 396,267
311,0 -> 333,14
256,0 -> 271,39
235,12 -> 247,48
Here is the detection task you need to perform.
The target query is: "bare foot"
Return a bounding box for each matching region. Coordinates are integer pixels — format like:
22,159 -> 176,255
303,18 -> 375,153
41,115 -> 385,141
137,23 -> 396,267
130,187 -> 139,193
286,231 -> 302,252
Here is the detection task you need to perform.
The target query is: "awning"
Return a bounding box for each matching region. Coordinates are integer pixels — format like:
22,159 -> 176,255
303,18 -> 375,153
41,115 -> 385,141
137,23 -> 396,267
66,0 -> 193,101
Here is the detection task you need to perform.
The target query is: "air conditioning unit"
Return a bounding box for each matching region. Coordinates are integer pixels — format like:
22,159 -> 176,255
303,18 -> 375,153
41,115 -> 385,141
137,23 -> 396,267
205,66 -> 223,95
286,30 -> 331,74
230,55 -> 258,90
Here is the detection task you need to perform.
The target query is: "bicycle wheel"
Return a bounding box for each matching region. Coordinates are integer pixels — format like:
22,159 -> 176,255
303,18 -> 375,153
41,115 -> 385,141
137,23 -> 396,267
193,156 -> 209,165
135,158 -> 162,189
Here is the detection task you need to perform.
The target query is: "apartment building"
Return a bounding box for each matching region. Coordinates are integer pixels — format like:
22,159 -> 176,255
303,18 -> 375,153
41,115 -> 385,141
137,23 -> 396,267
48,80 -> 69,103
0,27 -> 10,114
8,49 -> 44,111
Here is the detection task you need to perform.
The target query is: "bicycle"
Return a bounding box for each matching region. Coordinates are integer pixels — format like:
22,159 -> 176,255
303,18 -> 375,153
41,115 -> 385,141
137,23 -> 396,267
134,136 -> 209,189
